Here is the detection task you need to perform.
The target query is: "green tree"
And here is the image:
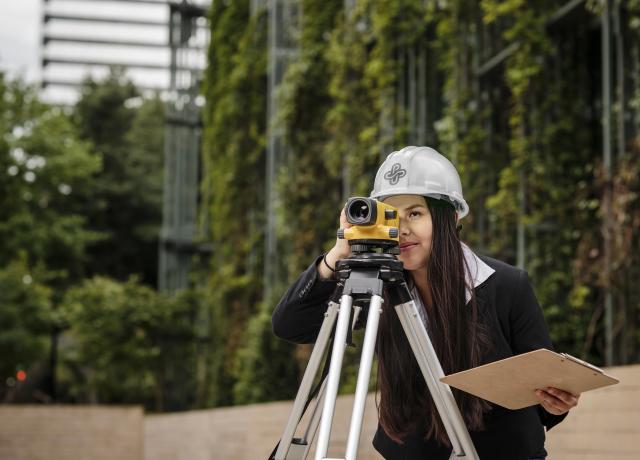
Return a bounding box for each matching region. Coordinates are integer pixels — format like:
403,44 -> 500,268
0,72 -> 101,398
0,259 -> 52,400
0,74 -> 102,283
73,68 -> 164,286
59,276 -> 199,411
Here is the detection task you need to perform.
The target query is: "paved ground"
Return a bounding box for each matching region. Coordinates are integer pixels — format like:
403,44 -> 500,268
144,364 -> 639,459
1,364 -> 637,459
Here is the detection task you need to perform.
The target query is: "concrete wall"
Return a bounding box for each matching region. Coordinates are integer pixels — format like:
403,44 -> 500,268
0,405 -> 143,460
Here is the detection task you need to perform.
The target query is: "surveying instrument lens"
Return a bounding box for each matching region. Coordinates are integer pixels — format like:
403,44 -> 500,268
346,198 -> 374,225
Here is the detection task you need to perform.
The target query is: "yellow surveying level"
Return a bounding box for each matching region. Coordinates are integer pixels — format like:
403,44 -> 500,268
338,197 -> 399,244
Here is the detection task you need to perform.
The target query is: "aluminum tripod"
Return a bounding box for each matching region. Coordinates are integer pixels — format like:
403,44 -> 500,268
272,252 -> 479,460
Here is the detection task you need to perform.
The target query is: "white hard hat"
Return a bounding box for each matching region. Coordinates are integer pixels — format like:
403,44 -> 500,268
370,146 -> 469,219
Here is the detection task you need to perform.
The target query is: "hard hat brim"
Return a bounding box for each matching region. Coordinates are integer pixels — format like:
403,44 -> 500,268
371,190 -> 469,219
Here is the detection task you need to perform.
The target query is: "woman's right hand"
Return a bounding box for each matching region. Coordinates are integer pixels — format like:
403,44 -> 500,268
317,207 -> 352,279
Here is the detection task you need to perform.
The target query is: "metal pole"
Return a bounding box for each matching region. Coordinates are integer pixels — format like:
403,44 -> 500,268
345,295 -> 383,460
315,295 -> 354,460
395,301 -> 478,458
517,168 -> 526,270
265,0 -> 278,301
613,0 -> 628,364
614,2 -> 625,158
602,0 -> 614,367
274,302 -> 340,460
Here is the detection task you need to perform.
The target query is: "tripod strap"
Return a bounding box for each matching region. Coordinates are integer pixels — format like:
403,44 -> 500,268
268,335 -> 335,460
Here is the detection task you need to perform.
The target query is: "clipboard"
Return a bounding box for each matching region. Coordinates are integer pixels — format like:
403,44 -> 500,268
439,348 -> 619,410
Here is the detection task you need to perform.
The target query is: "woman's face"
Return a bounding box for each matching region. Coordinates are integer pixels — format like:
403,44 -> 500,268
383,194 -> 433,271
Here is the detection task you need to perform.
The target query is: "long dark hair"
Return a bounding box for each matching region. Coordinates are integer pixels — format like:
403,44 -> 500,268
376,197 -> 493,446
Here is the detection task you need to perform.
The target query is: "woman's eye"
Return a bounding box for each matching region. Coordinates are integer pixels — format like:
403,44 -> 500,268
408,211 -> 422,218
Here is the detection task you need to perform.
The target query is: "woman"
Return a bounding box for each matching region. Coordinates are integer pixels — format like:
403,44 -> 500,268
272,146 -> 579,459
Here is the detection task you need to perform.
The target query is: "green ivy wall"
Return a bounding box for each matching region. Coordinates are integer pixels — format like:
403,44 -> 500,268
200,0 -> 640,406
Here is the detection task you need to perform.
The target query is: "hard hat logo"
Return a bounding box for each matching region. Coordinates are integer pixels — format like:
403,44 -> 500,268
384,163 -> 407,185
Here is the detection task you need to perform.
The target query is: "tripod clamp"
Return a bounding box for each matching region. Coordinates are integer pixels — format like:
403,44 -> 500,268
272,251 -> 479,460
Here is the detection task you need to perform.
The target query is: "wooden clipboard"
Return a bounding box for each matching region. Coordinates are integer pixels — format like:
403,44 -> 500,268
439,348 -> 619,410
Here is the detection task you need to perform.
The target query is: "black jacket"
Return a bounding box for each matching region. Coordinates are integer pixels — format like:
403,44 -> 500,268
272,254 -> 568,459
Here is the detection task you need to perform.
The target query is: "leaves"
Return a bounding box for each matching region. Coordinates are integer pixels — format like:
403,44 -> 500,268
0,70 -> 170,403
0,74 -> 102,285
200,0 -> 640,406
0,258 -> 52,396
4,0 -> 634,409
72,69 -> 165,285
59,276 -> 200,411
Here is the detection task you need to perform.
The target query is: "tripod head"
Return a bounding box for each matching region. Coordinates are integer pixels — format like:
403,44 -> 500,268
347,239 -> 400,256
333,243 -> 407,312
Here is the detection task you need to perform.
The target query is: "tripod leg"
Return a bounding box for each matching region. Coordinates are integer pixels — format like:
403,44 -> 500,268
274,301 -> 340,460
314,294 -> 354,460
395,301 -> 479,459
345,294 -> 383,460
300,378 -> 326,459
299,304 -> 363,458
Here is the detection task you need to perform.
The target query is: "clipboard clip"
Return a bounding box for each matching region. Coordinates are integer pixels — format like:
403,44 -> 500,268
560,353 -> 604,374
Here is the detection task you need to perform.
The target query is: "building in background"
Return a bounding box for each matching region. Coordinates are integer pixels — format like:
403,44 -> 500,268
41,0 -> 210,292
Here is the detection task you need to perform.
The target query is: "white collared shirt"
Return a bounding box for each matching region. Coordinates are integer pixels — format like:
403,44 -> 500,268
410,243 -> 495,329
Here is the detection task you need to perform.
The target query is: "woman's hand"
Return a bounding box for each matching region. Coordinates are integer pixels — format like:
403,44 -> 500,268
317,207 -> 352,280
535,387 -> 580,415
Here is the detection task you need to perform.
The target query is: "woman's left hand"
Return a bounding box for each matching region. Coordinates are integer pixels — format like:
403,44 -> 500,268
535,387 -> 580,415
